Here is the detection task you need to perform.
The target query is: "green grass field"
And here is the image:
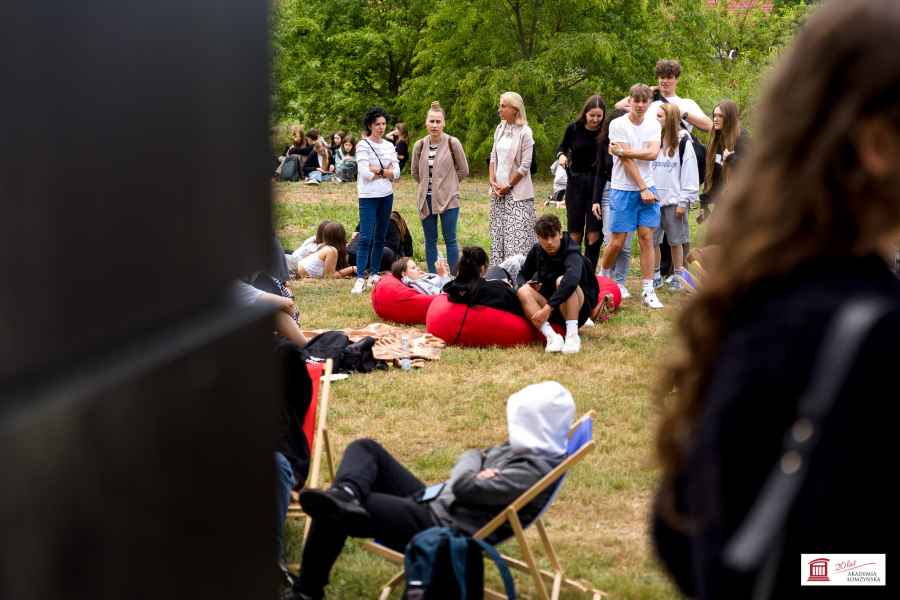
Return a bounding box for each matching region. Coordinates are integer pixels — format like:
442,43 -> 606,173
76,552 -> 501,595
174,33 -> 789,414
277,176 -> 702,599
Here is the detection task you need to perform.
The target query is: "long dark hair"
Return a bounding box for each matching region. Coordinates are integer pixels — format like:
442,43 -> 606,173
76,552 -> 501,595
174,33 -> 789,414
321,222 -> 349,269
390,211 -> 410,243
705,100 -> 741,190
576,94 -> 607,139
453,246 -> 488,296
656,0 -> 900,523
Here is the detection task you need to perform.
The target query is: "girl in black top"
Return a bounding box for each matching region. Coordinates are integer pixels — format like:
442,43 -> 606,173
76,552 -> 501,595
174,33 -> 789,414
443,246 -> 523,316
388,122 -> 410,172
653,2 -> 900,597
555,95 -> 609,271
698,99 -> 747,223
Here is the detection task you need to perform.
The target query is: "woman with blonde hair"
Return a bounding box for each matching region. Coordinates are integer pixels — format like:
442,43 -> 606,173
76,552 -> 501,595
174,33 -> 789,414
488,91 -> 537,265
652,1 -> 900,597
411,101 -> 469,273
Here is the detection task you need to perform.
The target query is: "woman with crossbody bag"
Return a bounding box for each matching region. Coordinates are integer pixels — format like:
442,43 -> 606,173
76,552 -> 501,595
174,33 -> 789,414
652,2 -> 900,597
411,101 -> 469,274
351,107 -> 400,295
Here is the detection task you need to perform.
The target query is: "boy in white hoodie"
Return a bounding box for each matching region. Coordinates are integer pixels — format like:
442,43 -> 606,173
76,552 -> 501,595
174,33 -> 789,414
651,103 -> 699,290
289,382 -> 576,600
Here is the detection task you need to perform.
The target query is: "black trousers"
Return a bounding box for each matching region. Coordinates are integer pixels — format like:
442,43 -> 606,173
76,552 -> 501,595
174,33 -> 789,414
565,172 -> 602,237
296,438 -> 436,595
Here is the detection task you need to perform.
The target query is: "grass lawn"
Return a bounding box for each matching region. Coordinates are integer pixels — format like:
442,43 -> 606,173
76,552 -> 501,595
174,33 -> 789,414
276,176 -> 702,599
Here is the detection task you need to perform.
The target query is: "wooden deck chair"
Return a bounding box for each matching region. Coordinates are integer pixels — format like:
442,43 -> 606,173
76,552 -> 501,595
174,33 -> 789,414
286,358 -> 337,544
366,411 -> 607,600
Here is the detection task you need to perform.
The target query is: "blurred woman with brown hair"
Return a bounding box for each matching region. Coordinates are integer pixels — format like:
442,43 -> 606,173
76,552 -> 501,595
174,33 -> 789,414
653,1 -> 900,598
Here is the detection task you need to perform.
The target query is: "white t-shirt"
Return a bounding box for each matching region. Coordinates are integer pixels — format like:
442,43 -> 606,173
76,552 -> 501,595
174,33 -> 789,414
356,137 -> 400,198
609,114 -> 661,191
494,130 -> 514,186
649,95 -> 704,133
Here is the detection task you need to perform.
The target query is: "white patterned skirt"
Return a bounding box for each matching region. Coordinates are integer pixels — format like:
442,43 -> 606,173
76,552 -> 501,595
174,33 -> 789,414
489,193 -> 536,265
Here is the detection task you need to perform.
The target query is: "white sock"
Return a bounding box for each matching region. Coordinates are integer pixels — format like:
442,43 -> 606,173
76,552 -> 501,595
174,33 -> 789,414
643,279 -> 654,293
540,322 -> 556,339
600,267 -> 612,278
565,320 -> 579,338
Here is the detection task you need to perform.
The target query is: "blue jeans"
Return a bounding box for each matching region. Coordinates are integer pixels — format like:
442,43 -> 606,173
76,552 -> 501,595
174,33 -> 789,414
601,183 -> 632,285
275,451 -> 296,560
421,194 -> 460,273
356,194 -> 394,277
307,170 -> 332,183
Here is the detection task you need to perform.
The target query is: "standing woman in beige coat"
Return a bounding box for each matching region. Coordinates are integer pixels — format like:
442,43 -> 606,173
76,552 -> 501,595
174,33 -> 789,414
411,101 -> 470,274
489,92 -> 537,265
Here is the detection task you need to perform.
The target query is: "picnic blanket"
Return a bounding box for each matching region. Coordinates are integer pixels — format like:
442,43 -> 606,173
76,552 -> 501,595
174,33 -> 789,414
301,323 -> 445,365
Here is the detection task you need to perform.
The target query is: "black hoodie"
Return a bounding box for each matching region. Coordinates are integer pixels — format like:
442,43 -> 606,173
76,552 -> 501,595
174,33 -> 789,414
517,236 -> 598,310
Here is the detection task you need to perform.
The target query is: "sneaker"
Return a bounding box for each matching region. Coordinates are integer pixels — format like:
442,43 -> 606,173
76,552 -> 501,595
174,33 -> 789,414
562,335 -> 581,354
545,333 -> 564,353
653,275 -> 663,289
350,278 -> 366,295
591,292 -> 615,323
668,276 -> 684,291
304,178 -> 320,186
365,273 -> 381,290
617,283 -> 631,299
299,486 -> 370,528
642,289 -> 664,309
678,270 -> 699,292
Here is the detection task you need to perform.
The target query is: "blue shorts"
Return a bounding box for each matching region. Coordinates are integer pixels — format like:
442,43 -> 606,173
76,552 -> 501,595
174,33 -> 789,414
608,188 -> 660,233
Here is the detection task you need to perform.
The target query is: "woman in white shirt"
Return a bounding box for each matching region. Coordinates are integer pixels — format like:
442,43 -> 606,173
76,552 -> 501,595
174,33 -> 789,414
351,107 -> 400,294
652,103 -> 698,290
488,92 -> 537,265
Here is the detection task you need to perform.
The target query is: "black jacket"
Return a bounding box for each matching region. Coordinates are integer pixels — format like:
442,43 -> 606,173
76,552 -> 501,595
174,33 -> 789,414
517,236 -> 598,310
653,254 -> 900,599
442,278 -> 524,316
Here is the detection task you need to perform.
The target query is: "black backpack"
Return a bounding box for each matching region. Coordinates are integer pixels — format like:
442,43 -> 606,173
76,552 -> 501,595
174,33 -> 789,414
280,155 -> 301,182
403,527 -> 516,600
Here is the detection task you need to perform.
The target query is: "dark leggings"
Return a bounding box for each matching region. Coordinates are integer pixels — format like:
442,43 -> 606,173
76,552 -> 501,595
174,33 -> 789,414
296,439 -> 436,596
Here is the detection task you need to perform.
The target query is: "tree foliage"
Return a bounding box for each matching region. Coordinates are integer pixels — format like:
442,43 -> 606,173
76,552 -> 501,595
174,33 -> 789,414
272,0 -> 810,169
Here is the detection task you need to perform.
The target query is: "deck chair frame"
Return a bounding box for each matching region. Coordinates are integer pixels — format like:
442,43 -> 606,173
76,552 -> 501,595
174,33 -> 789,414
286,358 -> 337,544
366,410 -> 607,600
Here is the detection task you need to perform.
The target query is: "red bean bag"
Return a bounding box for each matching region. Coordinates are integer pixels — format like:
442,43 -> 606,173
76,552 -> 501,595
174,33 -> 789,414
371,274 -> 435,325
426,295 -> 544,347
595,275 -> 622,310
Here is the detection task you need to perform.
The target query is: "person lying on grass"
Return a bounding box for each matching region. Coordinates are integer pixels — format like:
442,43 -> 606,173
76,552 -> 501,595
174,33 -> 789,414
517,213 -> 600,355
390,256 -> 452,296
286,381 -> 575,600
441,246 -> 525,316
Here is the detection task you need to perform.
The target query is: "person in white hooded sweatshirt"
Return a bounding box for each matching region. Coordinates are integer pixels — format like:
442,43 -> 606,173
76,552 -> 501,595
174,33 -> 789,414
651,103 -> 699,291
289,382 -> 575,600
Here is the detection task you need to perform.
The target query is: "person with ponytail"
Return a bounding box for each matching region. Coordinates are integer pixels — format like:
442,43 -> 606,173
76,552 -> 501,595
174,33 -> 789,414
556,94 -> 609,271
698,99 -> 747,223
411,101 -> 469,274
442,246 -> 524,316
653,1 -> 900,597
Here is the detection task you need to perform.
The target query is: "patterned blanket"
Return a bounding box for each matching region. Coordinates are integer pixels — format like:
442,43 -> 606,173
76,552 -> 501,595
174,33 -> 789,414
301,323 -> 445,365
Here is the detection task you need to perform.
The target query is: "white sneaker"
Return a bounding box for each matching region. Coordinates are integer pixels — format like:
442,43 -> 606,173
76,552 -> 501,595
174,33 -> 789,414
562,335 -> 581,354
365,274 -> 382,290
642,289 -> 664,309
545,333 -> 564,353
350,278 -> 366,295
617,284 -> 631,299
582,318 -> 595,328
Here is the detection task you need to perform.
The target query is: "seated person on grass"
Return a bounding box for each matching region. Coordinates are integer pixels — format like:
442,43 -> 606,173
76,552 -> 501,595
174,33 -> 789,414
234,279 -> 309,349
287,381 -> 575,600
442,246 -> 525,316
516,214 -> 599,355
391,256 -> 452,296
294,222 -> 357,280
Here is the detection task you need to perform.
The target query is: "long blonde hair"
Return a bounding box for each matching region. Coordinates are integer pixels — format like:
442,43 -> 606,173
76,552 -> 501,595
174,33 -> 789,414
500,91 -> 527,125
656,0 -> 900,523
660,103 -> 682,158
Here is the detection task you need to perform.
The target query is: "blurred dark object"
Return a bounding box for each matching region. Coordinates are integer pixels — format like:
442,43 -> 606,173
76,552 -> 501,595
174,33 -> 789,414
1,1 -> 276,599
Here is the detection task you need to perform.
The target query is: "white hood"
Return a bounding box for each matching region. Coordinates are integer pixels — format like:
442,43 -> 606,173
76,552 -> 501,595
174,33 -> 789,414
506,381 -> 575,457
